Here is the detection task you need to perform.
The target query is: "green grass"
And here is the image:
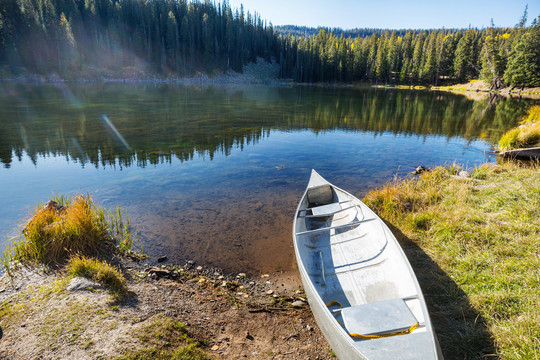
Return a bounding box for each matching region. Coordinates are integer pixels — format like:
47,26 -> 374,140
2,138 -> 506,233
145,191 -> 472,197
117,315 -> 211,360
363,162 -> 540,359
3,193 -> 139,270
67,256 -> 128,301
499,105 -> 540,151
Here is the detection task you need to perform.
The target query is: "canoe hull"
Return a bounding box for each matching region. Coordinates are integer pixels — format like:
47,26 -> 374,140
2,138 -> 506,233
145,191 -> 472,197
293,170 -> 442,360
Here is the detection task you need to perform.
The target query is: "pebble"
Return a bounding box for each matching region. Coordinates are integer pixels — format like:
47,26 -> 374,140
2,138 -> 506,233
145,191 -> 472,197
211,345 -> 219,351
237,273 -> 246,278
291,300 -> 307,308
196,266 -> 203,271
218,275 -> 225,280
157,256 -> 167,263
266,290 -> 274,295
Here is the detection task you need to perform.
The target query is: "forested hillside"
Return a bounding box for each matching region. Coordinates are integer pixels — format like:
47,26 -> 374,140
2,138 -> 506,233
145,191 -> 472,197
276,25 -> 410,38
0,0 -> 278,76
0,0 -> 538,88
279,12 -> 540,88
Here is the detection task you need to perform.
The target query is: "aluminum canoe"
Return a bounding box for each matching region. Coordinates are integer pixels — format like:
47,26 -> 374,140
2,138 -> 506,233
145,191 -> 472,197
293,170 -> 443,360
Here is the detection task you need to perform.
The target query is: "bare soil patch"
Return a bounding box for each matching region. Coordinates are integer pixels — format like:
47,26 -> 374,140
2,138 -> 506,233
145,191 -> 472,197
0,261 -> 333,360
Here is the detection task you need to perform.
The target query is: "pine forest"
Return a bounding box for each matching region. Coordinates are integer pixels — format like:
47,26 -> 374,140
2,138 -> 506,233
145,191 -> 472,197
0,0 -> 539,88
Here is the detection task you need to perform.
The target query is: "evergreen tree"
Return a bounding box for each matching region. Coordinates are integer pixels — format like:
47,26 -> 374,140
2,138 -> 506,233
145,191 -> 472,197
421,31 -> 438,84
504,17 -> 540,88
411,32 -> 425,83
454,29 -> 478,82
480,19 -> 505,89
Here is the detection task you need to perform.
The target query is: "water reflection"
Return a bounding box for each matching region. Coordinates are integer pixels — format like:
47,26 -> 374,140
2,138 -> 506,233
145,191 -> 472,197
0,83 -> 535,169
0,83 -> 537,274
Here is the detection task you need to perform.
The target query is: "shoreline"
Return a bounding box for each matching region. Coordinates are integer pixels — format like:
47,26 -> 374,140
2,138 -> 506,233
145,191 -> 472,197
0,258 -> 331,359
1,160 -> 539,358
4,73 -> 540,101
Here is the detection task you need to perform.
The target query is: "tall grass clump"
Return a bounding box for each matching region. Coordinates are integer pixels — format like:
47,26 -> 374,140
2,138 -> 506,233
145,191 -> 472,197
363,162 -> 540,359
67,256 -> 127,301
5,193 -> 138,268
499,105 -> 540,151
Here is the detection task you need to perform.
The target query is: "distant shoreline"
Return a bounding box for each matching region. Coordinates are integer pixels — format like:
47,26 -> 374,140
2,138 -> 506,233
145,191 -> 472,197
3,69 -> 540,101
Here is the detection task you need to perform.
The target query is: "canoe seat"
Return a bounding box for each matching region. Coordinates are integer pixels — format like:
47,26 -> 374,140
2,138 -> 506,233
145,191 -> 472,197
307,185 -> 333,205
310,202 -> 342,217
341,299 -> 418,337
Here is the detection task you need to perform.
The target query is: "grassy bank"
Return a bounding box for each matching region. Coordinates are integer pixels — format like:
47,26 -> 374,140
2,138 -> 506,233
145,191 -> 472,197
363,161 -> 540,359
1,193 -> 142,301
499,105 -> 540,151
431,79 -> 540,98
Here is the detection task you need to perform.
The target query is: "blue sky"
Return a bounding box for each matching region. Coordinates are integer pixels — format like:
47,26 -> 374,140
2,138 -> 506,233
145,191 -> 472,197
226,0 -> 540,29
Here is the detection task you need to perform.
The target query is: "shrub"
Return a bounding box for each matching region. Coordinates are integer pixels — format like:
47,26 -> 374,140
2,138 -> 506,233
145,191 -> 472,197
6,193 -> 136,268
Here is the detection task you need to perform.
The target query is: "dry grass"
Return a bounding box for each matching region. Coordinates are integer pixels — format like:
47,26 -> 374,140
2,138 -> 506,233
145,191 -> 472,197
364,161 -> 540,359
499,105 -> 540,151
67,256 -> 128,301
4,193 -> 137,270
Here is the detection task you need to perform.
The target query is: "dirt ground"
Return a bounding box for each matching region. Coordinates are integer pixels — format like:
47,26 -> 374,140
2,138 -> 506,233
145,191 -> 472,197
0,260 -> 333,360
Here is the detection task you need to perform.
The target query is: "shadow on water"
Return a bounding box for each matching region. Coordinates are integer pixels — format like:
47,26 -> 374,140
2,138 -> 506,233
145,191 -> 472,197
383,221 -> 498,360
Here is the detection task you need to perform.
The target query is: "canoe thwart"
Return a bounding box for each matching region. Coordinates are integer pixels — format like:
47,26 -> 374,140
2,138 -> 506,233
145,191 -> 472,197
298,200 -> 352,213
295,218 -> 376,236
297,203 -> 359,218
303,232 -> 368,249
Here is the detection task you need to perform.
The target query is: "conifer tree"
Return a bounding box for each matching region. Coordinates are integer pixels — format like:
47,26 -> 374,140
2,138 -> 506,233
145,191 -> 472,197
411,32 -> 425,83
422,31 -> 438,84
480,19 -> 505,89
454,29 -> 478,82
504,17 -> 540,88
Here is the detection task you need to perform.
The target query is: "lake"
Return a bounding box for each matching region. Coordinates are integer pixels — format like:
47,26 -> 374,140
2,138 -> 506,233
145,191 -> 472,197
0,82 -> 535,275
